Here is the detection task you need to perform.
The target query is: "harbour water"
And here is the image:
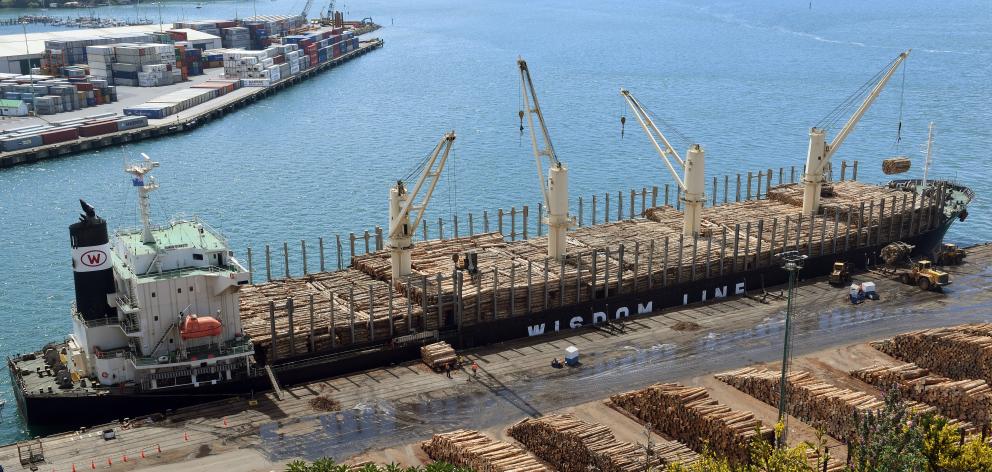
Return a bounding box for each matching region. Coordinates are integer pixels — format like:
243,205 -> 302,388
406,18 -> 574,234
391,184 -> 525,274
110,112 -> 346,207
0,0 -> 988,444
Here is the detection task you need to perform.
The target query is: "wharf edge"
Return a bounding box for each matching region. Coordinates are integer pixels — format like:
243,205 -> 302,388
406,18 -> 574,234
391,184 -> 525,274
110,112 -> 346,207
0,36 -> 384,169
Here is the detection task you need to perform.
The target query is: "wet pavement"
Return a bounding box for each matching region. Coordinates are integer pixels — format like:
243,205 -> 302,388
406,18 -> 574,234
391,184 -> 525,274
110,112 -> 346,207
254,246 -> 992,462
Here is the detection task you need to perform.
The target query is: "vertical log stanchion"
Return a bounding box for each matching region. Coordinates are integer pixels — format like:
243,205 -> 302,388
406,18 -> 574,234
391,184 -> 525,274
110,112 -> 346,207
247,247 -> 254,284
592,195 -> 597,226
318,237 -> 325,272
663,237 -> 670,287
652,186 -> 659,208
523,205 -> 529,239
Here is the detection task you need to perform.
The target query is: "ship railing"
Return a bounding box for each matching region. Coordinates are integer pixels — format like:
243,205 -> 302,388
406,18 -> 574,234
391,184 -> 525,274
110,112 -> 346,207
129,337 -> 253,366
93,346 -> 129,360
70,304 -> 120,328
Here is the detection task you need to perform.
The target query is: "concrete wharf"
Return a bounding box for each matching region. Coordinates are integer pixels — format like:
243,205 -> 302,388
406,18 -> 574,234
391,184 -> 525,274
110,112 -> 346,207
236,161 -> 967,363
0,242 -> 988,471
0,36 -> 384,169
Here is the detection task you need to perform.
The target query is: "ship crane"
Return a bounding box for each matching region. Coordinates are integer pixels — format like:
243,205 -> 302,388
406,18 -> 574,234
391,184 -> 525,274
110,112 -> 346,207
518,57 -> 575,261
620,89 -> 705,237
801,49 -> 911,216
389,131 -> 457,280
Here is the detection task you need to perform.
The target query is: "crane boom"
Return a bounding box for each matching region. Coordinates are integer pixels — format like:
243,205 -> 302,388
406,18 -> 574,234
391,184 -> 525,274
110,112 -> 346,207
801,49 -> 910,216
518,57 -> 573,261
825,49 -> 911,162
389,131 -> 457,280
620,88 -> 706,237
620,89 -> 686,189
301,0 -> 314,18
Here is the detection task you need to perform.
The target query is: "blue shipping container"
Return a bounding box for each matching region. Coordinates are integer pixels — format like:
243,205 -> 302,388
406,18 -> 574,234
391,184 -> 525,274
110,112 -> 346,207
2,134 -> 43,152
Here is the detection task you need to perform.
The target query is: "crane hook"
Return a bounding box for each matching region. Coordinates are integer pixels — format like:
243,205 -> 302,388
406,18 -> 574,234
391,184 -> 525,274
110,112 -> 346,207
620,115 -> 626,139
518,110 -> 524,133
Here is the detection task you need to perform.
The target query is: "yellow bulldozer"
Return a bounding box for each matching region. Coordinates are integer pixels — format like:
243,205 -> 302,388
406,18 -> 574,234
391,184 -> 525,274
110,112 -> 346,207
898,260 -> 950,291
933,243 -> 966,266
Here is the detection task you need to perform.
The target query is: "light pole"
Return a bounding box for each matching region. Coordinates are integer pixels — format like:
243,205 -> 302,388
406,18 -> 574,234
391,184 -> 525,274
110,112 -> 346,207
776,250 -> 806,448
21,21 -> 33,85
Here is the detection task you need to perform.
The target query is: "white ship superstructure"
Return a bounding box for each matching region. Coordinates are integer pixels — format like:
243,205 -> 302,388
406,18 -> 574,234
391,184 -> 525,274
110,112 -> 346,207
66,155 -> 253,391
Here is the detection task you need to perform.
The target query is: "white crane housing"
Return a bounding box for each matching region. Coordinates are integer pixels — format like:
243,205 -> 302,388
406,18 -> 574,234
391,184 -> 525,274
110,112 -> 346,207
802,49 -> 911,216
389,131 -> 457,280
518,57 -> 574,261
620,89 -> 706,237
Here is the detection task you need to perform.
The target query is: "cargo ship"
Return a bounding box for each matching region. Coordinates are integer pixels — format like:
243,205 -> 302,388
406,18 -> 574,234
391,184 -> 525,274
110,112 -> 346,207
7,52 -> 975,429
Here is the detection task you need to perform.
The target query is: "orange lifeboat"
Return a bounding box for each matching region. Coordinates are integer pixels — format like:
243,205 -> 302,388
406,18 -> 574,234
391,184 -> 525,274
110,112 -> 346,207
180,315 -> 223,340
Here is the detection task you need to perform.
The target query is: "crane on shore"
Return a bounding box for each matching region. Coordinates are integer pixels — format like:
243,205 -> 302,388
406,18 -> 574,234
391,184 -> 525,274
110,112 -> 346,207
388,131 -> 457,280
518,57 -> 575,261
801,49 -> 911,216
620,89 -> 706,237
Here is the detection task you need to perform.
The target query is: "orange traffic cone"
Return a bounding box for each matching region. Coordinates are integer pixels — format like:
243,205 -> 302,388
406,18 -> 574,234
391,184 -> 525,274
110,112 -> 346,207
223,417 -> 228,427
184,431 -> 189,441
140,450 -> 146,459
123,454 -> 128,463
157,444 -> 162,454
90,459 -> 96,469
107,457 -> 112,466
72,464 -> 77,472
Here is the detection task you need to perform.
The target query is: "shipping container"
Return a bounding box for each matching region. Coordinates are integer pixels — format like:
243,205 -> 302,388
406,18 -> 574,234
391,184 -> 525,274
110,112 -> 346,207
1,134 -> 43,152
77,120 -> 119,137
116,116 -> 148,131
40,127 -> 79,145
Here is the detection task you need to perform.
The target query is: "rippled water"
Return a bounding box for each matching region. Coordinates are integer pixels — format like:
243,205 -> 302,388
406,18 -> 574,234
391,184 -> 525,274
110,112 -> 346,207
0,0 -> 988,444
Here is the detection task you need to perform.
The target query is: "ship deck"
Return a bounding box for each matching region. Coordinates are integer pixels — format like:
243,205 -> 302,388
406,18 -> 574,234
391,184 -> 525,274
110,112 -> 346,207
240,172 -> 959,360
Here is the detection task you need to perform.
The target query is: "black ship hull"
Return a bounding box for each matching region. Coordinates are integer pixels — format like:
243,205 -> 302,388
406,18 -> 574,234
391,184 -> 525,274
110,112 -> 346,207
10,204 -> 961,431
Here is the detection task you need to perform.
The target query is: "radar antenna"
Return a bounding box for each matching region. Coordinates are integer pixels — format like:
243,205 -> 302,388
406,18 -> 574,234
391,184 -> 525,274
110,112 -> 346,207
125,153 -> 160,245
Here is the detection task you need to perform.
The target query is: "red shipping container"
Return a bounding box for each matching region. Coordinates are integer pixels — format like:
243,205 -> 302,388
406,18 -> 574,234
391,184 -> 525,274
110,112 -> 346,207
167,30 -> 188,41
75,83 -> 93,91
78,121 -> 118,137
215,21 -> 236,28
41,128 -> 79,145
273,55 -> 285,65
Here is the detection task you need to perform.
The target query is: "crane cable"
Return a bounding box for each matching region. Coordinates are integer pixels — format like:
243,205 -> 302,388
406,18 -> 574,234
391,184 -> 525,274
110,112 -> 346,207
814,54 -> 900,132
894,60 -> 907,152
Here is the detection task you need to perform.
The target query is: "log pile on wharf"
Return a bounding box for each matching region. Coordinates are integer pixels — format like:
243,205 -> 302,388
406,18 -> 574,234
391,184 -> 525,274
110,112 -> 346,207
237,166 -> 951,360
851,363 -> 992,428
421,429 -> 550,472
715,368 -> 976,443
608,384 -> 771,464
871,324 -> 992,384
506,414 -> 699,471
420,341 -> 456,370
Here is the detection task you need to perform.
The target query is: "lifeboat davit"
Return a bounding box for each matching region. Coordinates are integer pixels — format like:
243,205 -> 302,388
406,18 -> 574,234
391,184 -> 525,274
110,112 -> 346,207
180,315 -> 223,340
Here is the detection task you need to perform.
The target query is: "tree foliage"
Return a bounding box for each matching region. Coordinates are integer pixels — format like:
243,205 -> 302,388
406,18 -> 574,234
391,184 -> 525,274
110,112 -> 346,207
285,459 -> 473,472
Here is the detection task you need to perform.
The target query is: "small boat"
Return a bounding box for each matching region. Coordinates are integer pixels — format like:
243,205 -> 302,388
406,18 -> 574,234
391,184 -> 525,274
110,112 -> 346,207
196,2 -> 203,8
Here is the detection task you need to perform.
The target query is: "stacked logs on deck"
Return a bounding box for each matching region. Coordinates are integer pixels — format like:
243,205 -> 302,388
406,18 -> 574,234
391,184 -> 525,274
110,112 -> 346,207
506,414 -> 698,471
608,383 -> 771,464
420,341 -> 456,370
421,429 -> 550,472
851,363 -> 992,428
871,324 -> 992,385
715,368 -> 975,443
240,270 -> 422,359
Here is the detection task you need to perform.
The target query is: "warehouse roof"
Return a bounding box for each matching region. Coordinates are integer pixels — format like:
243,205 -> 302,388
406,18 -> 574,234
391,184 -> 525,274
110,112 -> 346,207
167,29 -> 223,42
0,24 -> 174,60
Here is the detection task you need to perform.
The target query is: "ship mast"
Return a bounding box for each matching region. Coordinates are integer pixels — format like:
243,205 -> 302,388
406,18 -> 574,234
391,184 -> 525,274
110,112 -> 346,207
125,153 -> 160,244
922,121 -> 934,189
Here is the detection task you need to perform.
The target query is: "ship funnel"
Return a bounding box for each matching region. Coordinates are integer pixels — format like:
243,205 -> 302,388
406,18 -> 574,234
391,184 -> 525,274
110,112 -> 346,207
69,200 -> 116,321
